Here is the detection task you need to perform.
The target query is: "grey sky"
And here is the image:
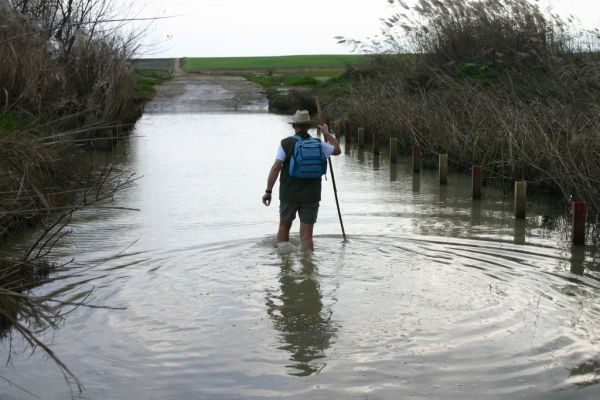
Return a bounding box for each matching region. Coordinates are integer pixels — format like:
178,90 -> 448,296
130,0 -> 600,58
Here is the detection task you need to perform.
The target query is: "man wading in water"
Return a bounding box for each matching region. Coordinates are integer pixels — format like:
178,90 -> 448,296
262,110 -> 341,251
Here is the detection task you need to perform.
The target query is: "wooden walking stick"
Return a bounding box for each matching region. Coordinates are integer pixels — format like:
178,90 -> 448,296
315,97 -> 347,241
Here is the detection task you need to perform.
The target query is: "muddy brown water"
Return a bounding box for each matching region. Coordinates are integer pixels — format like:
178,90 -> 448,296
1,76 -> 599,399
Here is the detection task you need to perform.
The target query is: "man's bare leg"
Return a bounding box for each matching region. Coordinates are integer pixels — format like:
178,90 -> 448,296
299,223 -> 315,252
277,219 -> 293,243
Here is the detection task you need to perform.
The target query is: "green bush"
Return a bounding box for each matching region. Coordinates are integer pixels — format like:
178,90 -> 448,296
285,75 -> 319,86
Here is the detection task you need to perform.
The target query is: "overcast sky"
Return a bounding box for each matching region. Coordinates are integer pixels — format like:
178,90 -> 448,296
125,0 -> 600,58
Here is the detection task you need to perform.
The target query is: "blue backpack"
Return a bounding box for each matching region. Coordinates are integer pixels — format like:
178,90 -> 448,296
289,134 -> 328,179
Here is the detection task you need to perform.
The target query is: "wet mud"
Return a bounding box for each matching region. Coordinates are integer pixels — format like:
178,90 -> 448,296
144,74 -> 268,113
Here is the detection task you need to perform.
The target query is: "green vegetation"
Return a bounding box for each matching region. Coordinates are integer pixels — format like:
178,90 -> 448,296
0,112 -> 34,136
135,70 -> 173,101
182,54 -> 367,71
243,68 -> 361,113
245,72 -> 323,88
570,358 -> 600,387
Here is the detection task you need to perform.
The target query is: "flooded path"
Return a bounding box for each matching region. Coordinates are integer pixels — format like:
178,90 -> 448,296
145,74 -> 268,113
1,75 -> 599,399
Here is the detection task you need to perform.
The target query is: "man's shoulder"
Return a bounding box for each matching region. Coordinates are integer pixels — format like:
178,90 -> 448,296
281,136 -> 296,144
280,136 -> 297,150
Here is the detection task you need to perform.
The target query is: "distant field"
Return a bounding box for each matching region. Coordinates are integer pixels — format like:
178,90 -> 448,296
182,55 -> 368,71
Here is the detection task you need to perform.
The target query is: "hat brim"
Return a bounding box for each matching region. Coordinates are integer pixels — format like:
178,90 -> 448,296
287,120 -> 318,126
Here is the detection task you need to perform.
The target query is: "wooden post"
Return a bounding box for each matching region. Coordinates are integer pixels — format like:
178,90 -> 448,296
357,128 -> 365,148
514,181 -> 527,219
110,126 -> 119,145
373,132 -> 380,155
439,154 -> 448,185
334,120 -> 342,136
344,121 -> 352,139
344,121 -> 352,155
412,144 -> 422,173
572,201 -> 587,246
390,138 -> 398,163
472,165 -> 482,200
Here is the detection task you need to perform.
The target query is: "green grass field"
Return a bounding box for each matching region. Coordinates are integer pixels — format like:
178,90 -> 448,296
182,54 -> 368,71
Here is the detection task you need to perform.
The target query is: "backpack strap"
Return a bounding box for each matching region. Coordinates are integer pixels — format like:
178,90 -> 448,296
283,136 -> 297,161
293,134 -> 303,141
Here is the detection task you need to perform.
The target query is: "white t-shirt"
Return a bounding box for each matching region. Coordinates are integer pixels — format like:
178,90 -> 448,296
276,138 -> 335,161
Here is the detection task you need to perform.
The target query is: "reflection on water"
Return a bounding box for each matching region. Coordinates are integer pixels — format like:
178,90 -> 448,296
412,173 -> 420,193
569,358 -> 600,387
438,184 -> 448,205
570,245 -> 586,276
514,219 -> 527,245
356,147 -> 365,163
372,154 -> 380,171
1,110 -> 599,399
390,163 -> 397,182
471,199 -> 482,226
266,252 -> 336,376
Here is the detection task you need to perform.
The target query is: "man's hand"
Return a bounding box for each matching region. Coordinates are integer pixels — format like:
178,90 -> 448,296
318,124 -> 341,155
262,192 -> 272,206
318,124 -> 330,134
264,161 -> 282,206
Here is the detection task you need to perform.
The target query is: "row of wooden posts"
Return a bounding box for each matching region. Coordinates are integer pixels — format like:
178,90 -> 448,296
327,120 -> 588,246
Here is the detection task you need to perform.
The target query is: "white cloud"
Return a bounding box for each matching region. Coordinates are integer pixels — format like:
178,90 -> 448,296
122,0 -> 600,58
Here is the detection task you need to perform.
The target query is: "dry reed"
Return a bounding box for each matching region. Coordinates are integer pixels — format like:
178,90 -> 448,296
0,0 -> 148,393
335,0 -> 600,211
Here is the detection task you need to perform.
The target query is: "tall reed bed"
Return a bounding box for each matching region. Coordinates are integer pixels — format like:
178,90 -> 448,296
335,0 -> 600,210
0,0 -> 151,241
1,0 -> 145,136
1,0 -> 150,391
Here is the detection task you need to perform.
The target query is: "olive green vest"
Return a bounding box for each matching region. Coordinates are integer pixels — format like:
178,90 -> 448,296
279,132 -> 322,203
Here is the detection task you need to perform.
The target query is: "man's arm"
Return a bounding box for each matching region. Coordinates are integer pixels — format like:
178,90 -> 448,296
319,124 -> 341,155
262,159 -> 283,206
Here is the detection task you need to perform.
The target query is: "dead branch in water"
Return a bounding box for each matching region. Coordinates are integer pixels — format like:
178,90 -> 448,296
0,144 -> 138,394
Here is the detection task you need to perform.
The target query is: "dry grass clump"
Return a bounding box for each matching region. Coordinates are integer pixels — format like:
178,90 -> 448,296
336,0 -> 600,210
0,0 -> 144,138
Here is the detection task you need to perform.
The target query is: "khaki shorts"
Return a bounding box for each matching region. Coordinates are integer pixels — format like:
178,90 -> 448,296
279,201 -> 320,224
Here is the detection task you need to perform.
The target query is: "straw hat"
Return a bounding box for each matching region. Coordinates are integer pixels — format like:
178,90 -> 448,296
287,110 -> 317,126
